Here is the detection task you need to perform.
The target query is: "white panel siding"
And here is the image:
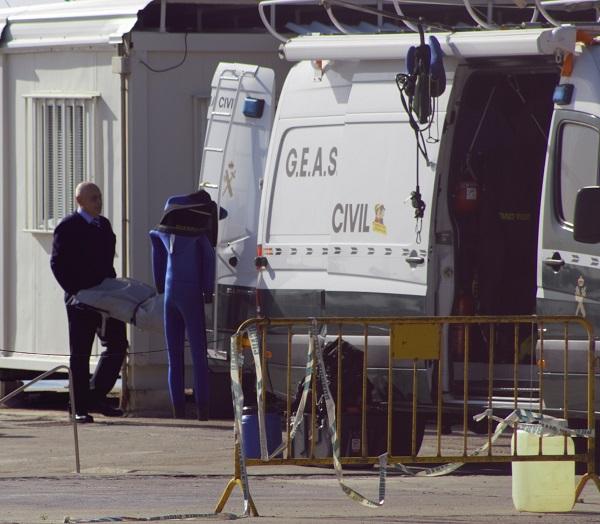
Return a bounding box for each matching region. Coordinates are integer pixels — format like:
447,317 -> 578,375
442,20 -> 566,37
7,48 -> 120,366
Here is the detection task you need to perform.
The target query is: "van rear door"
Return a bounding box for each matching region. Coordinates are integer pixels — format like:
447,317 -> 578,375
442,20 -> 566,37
199,63 -> 275,358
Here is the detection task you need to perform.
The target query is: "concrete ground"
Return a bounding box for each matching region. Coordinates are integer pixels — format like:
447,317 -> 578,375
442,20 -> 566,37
0,399 -> 599,524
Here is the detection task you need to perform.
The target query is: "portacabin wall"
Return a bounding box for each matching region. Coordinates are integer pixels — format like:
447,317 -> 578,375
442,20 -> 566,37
4,45 -> 122,371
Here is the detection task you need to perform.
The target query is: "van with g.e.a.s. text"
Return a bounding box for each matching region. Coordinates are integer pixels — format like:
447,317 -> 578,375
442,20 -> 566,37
202,0 -> 600,457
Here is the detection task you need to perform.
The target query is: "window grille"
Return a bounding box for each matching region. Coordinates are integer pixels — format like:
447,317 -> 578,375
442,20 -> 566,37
25,95 -> 97,231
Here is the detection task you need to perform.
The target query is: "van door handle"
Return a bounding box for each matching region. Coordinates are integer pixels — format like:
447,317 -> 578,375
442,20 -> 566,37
544,256 -> 565,270
406,256 -> 425,265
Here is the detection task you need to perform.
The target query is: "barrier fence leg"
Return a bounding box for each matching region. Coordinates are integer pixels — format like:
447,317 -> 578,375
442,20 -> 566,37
575,435 -> 600,501
575,473 -> 600,502
575,333 -> 600,501
214,441 -> 259,516
0,365 -> 81,474
67,368 -> 81,474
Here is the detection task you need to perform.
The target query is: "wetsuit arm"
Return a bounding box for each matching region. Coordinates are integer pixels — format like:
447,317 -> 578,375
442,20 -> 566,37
199,235 -> 215,302
149,231 -> 167,293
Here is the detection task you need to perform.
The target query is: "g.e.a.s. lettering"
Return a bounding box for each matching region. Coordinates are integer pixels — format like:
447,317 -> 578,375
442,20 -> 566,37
285,147 -> 337,177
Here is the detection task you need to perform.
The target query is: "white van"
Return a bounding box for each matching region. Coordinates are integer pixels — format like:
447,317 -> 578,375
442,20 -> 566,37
205,3 -> 600,450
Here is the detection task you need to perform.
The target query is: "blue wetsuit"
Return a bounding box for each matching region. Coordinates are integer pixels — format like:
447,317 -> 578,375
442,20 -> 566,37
150,230 -> 215,418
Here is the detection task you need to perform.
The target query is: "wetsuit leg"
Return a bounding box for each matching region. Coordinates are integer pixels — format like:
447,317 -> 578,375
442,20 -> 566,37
178,287 -> 209,417
164,294 -> 186,417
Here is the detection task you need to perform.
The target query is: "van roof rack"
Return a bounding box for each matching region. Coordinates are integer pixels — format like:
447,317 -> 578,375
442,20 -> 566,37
258,0 -> 600,41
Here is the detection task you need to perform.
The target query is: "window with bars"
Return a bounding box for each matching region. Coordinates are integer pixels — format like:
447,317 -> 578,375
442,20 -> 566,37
26,95 -> 97,231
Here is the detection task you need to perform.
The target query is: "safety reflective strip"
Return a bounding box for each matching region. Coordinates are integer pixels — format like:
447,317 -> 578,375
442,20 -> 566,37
232,326 -> 316,514
313,330 -> 387,507
262,327 -> 315,460
474,408 -> 594,439
511,408 -> 594,438
391,408 -> 592,478
247,326 -> 268,461
229,334 -> 252,516
391,409 -> 521,477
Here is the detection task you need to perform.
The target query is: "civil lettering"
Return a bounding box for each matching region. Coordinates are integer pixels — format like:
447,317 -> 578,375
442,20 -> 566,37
332,203 -> 343,233
218,97 -> 234,109
349,204 -> 360,232
343,204 -> 349,232
331,203 -> 371,233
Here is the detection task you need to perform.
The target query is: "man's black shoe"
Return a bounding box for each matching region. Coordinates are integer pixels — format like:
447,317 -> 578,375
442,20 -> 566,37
90,400 -> 123,417
74,413 -> 94,423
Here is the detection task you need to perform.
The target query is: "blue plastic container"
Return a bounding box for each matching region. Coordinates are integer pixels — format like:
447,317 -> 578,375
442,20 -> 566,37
241,406 -> 282,458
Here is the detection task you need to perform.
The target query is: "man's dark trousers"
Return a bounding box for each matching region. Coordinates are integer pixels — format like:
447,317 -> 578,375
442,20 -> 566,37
51,211 -> 128,415
67,304 -> 127,415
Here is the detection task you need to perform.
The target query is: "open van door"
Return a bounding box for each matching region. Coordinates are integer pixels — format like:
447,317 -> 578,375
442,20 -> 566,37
199,63 -> 275,359
538,107 -> 600,416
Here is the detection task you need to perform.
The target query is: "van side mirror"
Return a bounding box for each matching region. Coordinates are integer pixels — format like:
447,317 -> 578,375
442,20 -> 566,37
574,186 -> 600,243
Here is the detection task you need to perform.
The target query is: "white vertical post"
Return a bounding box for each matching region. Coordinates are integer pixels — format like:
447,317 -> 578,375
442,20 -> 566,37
60,99 -> 66,219
90,99 -> 96,187
377,0 -> 383,30
0,54 -> 6,351
47,101 -> 53,230
53,101 -> 59,228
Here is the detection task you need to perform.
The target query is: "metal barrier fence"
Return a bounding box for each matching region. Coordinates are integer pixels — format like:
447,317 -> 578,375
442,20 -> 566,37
0,365 -> 80,473
216,315 -> 600,516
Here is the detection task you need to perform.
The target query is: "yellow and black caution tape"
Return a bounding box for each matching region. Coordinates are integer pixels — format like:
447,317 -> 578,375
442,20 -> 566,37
391,408 -> 593,478
229,333 -> 252,516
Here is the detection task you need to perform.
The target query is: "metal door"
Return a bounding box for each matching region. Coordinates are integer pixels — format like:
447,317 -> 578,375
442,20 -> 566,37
198,63 -> 275,358
538,109 -> 600,414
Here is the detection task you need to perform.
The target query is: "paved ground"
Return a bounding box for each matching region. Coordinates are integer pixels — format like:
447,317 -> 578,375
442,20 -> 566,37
0,399 -> 599,524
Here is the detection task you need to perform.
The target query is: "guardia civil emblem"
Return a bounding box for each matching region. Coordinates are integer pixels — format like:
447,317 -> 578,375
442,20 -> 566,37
223,161 -> 236,198
372,203 -> 387,235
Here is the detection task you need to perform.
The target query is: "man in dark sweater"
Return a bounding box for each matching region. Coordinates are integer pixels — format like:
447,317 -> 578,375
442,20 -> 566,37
50,182 -> 128,423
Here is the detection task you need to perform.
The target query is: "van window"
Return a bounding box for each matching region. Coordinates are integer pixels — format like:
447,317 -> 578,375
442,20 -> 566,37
558,122 -> 600,226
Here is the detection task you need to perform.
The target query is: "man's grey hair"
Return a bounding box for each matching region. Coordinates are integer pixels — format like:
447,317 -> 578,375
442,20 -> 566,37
75,181 -> 101,198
